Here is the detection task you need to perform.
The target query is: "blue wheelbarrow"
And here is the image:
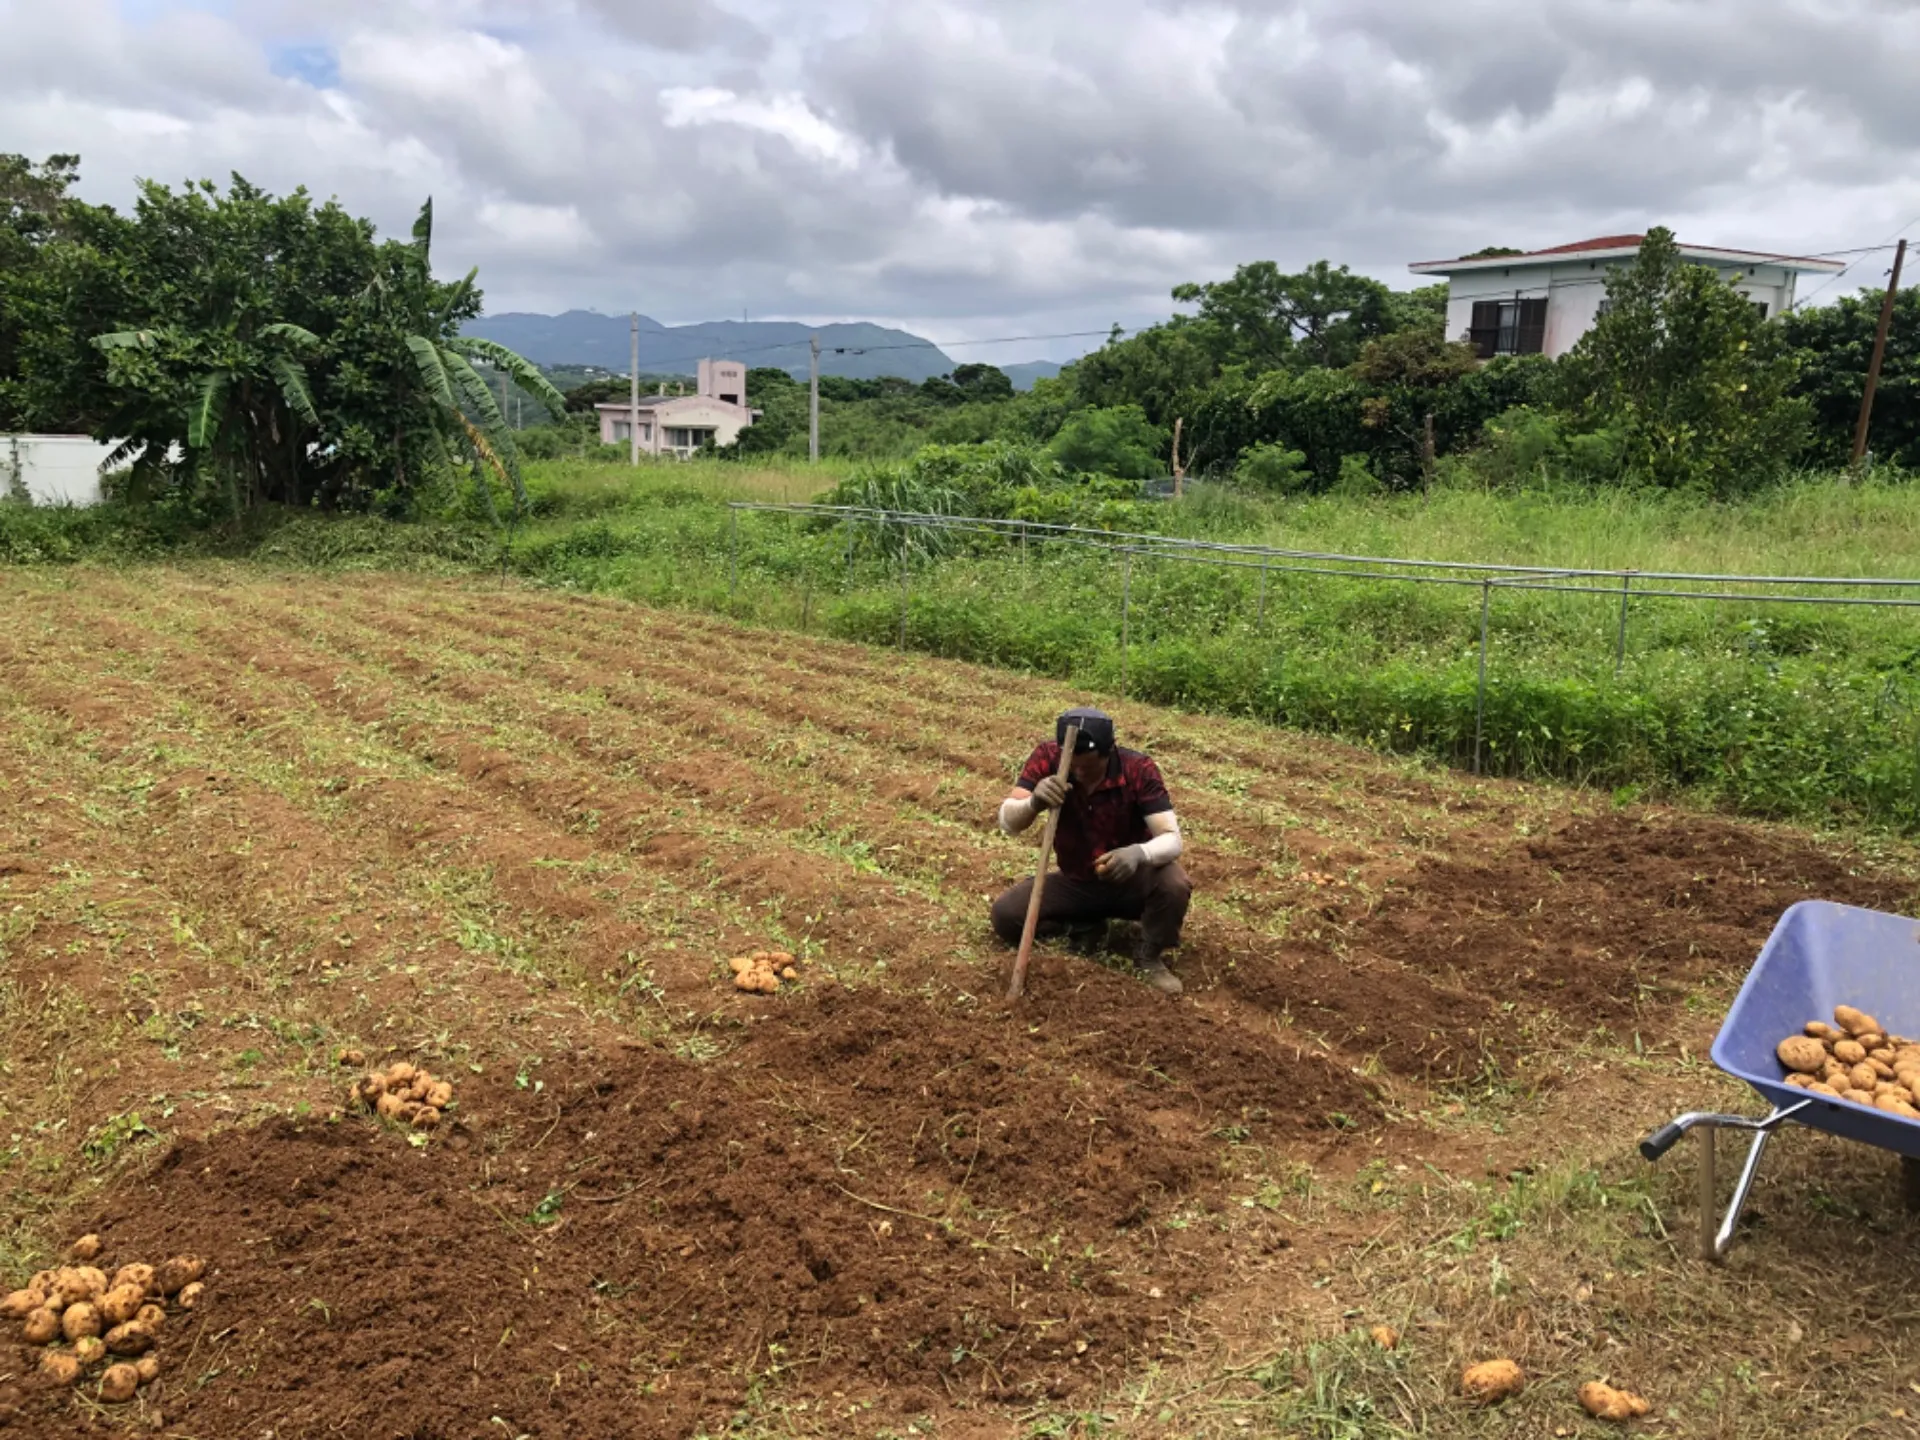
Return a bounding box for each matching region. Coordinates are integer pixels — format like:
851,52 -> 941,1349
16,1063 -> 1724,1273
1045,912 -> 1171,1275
1641,900 -> 1920,1260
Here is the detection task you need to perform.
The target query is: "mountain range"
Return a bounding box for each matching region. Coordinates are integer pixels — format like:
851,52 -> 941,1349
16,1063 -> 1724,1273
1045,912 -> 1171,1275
463,310 -> 1062,389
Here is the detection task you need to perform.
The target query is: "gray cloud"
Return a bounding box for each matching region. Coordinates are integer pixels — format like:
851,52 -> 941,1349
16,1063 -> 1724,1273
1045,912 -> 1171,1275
1,0 -> 1916,358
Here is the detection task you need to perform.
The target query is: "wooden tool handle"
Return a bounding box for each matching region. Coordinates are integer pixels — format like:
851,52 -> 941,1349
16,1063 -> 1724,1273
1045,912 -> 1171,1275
1007,722 -> 1079,1002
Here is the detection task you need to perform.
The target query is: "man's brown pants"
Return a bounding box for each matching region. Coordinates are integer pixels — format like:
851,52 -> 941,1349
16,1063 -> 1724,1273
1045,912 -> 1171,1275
989,862 -> 1192,953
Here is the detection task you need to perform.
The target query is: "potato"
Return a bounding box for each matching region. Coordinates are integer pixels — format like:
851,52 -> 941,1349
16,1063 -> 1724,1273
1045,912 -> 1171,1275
1859,1033 -> 1887,1052
22,1307 -> 61,1345
134,1303 -> 165,1331
412,1105 -> 441,1129
1876,1094 -> 1911,1113
385,1061 -> 416,1086
398,1101 -> 422,1124
426,1081 -> 453,1109
74,1266 -> 107,1298
727,956 -> 753,975
353,1076 -> 385,1109
1784,1073 -> 1813,1088
1,1287 -> 44,1319
1578,1381 -> 1651,1422
111,1263 -> 155,1296
1833,1039 -> 1867,1065
1851,1062 -> 1879,1091
97,1284 -> 143,1326
1462,1359 -> 1525,1405
104,1321 -> 153,1356
335,1047 -> 366,1066
1806,1021 -> 1840,1040
156,1257 -> 204,1297
375,1091 -> 405,1121
1872,1059 -> 1897,1080
69,1234 -> 103,1263
135,1353 -> 160,1383
98,1362 -> 138,1403
1870,1046 -> 1897,1064
1370,1324 -> 1399,1350
73,1335 -> 106,1366
61,1302 -> 101,1341
781,967 -> 799,981
177,1281 -> 204,1310
38,1350 -> 81,1386
1835,1005 -> 1880,1036
48,1270 -> 92,1308
1809,1082 -> 1841,1096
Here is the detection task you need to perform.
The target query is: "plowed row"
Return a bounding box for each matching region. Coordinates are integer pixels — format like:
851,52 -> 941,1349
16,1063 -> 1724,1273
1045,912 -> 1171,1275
0,570 -> 1905,1438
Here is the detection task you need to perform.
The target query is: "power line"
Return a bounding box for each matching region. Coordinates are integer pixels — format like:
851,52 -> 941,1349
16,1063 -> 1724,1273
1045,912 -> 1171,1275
1789,213 -> 1920,313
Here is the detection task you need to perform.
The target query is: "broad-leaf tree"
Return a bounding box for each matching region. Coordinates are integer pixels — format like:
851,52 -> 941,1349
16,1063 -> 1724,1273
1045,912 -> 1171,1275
1782,284 -> 1920,469
1558,227 -> 1808,493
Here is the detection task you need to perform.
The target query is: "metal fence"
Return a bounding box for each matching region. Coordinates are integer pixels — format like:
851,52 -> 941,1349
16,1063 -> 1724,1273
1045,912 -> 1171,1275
725,502 -> 1920,774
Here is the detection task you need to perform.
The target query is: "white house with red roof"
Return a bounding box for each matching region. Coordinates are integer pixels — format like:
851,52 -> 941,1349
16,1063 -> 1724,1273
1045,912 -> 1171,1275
1407,236 -> 1846,360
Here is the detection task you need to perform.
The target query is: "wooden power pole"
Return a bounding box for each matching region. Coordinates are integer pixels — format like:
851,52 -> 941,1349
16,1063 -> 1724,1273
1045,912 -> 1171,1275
1852,237 -> 1907,466
809,334 -> 821,464
629,313 -> 641,466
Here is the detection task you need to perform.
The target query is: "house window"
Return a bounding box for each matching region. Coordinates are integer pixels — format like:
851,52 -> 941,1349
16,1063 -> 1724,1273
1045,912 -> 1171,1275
1468,298 -> 1547,358
611,421 -> 630,441
1751,300 -> 1769,320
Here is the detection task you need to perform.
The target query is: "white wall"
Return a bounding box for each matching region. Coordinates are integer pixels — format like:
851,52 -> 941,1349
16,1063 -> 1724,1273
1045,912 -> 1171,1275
3,434 -> 113,506
1438,258 -> 1801,358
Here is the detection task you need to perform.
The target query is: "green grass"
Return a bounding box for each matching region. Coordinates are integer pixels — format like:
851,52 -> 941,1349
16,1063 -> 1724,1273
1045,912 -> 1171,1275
8,456 -> 1920,831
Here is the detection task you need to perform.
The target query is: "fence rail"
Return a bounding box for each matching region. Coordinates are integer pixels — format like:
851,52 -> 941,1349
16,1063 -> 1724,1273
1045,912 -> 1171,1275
724,502 -> 1920,775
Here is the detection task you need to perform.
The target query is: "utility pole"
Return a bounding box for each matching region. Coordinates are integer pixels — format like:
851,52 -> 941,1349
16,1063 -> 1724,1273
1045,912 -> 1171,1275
1852,237 -> 1907,467
629,312 -> 641,466
809,333 -> 820,464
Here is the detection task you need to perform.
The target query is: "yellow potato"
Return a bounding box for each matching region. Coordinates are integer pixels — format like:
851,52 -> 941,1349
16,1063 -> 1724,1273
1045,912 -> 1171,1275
413,1105 -> 441,1130
1462,1359 -> 1525,1406
96,1284 -> 143,1326
68,1235 -> 103,1263
1370,1324 -> 1399,1350
1871,1047 -> 1897,1065
73,1266 -> 107,1298
73,1335 -> 106,1366
1808,1081 -> 1841,1096
1579,1381 -> 1651,1422
134,1353 -> 160,1383
375,1092 -> 405,1120
48,1270 -> 91,1308
1784,1073 -> 1814,1088
134,1303 -> 165,1331
61,1302 -> 101,1342
1850,1062 -> 1879,1091
177,1281 -> 205,1310
111,1263 -> 154,1296
727,956 -> 754,975
104,1321 -> 154,1356
1805,1021 -> 1840,1040
98,1361 -> 138,1403
39,1350 -> 81,1386
155,1256 -> 205,1297
1833,1039 -> 1867,1065
1,1287 -> 44,1319
22,1307 -> 61,1344
426,1081 -> 454,1109
1872,1059 -> 1897,1080
1835,1005 -> 1881,1037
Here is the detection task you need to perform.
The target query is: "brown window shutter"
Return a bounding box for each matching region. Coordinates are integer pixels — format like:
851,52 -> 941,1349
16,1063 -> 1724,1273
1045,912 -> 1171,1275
1517,298 -> 1548,354
1468,300 -> 1501,358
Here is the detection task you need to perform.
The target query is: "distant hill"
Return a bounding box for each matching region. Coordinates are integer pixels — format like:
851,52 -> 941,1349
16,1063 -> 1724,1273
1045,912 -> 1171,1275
1002,360 -> 1063,390
464,311 -> 958,383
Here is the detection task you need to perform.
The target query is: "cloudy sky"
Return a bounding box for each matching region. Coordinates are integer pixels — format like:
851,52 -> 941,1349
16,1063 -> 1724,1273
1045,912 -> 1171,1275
4,0 -> 1917,360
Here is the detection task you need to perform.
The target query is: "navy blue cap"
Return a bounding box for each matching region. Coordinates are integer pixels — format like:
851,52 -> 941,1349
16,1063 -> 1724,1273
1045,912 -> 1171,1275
1057,707 -> 1115,755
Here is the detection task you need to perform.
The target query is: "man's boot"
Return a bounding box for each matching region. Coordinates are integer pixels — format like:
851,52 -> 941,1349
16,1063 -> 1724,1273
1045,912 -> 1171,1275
1133,937 -> 1183,996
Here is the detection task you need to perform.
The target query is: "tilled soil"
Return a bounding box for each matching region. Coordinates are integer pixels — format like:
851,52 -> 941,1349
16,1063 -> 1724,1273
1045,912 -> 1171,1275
1,571 -> 1911,1438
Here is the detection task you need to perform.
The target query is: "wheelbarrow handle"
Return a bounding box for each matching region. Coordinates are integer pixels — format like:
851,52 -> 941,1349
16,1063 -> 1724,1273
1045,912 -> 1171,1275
1640,1121 -> 1688,1162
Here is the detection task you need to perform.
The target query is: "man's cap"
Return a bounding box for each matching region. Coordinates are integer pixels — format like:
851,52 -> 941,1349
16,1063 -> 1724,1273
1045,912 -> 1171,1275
1057,706 -> 1115,755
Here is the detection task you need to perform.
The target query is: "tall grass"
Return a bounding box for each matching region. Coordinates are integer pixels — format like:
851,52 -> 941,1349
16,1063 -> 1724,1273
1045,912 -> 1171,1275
8,455 -> 1920,831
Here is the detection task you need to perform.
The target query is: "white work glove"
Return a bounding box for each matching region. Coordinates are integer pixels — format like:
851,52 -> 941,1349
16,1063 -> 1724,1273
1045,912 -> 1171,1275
1030,774 -> 1070,810
1095,844 -> 1146,883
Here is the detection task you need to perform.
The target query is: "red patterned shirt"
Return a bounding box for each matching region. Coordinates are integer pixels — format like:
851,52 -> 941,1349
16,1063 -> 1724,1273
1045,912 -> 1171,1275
1016,743 -> 1175,880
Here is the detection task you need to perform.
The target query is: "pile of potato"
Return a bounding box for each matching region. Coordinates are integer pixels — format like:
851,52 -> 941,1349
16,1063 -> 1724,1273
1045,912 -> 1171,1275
349,1061 -> 454,1129
2,1234 -> 204,1401
729,950 -> 798,994
1775,1005 -> 1920,1116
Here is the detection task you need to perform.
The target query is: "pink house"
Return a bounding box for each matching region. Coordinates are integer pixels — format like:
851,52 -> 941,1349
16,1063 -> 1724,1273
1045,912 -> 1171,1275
595,358 -> 758,457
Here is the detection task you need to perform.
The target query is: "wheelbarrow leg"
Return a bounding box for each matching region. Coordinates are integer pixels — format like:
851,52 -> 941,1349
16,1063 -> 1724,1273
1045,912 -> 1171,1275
1706,1126 -> 1774,1261
1903,1156 -> 1920,1213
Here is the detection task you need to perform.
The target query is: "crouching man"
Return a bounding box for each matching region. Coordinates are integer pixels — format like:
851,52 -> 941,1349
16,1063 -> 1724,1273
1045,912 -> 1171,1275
989,706 -> 1192,995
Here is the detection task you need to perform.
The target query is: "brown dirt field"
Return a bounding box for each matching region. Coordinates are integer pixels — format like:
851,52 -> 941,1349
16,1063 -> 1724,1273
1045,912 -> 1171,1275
2,568 -> 1917,1439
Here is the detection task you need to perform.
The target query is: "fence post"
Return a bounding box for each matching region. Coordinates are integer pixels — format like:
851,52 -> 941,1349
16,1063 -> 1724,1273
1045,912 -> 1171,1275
1614,572 -> 1633,677
728,507 -> 739,607
1474,579 -> 1491,776
1120,550 -> 1133,698
898,523 -> 909,649
1257,560 -> 1268,628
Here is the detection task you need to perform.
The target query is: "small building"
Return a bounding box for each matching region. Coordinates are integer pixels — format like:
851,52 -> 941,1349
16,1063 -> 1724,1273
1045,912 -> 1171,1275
594,358 -> 756,457
1407,236 -> 1846,360
2,433 -> 116,505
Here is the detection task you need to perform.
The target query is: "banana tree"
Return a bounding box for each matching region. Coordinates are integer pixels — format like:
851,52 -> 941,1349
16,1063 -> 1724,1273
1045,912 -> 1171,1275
92,319 -> 324,513
383,199 -> 566,518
